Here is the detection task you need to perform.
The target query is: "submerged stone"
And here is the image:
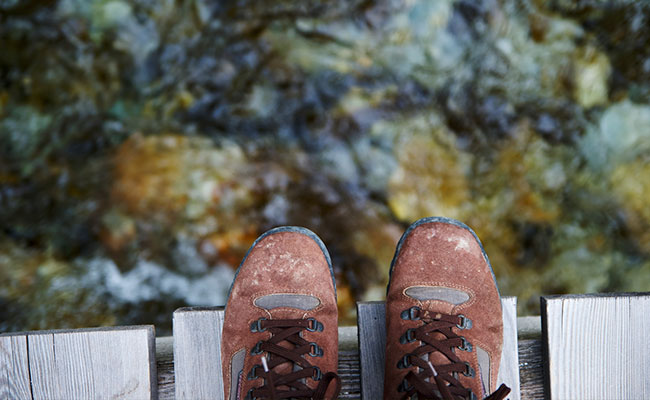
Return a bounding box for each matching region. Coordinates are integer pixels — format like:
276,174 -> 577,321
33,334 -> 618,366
580,100 -> 650,170
386,115 -> 471,222
572,45 -> 611,108
112,133 -> 249,221
610,160 -> 650,254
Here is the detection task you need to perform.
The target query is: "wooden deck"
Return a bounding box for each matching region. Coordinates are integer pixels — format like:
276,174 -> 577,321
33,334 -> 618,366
2,293 -> 649,399
155,322 -> 544,399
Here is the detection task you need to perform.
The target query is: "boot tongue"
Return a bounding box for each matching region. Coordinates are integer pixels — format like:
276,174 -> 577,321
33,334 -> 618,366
418,307 -> 463,384
427,331 -> 452,368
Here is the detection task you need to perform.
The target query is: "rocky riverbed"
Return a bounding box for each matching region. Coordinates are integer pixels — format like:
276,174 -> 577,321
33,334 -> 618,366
2,0 -> 650,333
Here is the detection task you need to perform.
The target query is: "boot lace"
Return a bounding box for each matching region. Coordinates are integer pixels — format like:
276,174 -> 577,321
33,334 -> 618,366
397,307 -> 510,400
247,317 -> 341,399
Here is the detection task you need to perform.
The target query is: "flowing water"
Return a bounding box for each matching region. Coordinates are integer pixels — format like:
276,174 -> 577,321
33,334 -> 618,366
2,0 -> 650,334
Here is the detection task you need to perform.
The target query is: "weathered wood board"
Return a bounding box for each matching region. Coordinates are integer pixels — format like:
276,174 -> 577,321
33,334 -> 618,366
0,325 -> 156,399
356,301 -> 386,400
357,297 -> 521,400
542,293 -> 650,400
173,307 -> 225,400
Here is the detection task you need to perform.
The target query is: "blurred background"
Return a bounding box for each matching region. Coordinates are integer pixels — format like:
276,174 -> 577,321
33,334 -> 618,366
1,0 -> 650,335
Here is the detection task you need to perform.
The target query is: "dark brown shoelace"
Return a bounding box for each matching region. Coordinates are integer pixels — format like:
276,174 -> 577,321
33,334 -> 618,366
247,318 -> 341,400
397,307 -> 510,400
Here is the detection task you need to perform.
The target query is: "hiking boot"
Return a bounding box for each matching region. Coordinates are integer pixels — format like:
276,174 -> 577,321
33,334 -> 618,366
384,217 -> 510,400
221,226 -> 341,400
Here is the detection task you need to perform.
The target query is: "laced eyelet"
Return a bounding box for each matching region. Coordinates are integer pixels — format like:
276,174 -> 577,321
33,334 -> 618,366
306,317 -> 324,332
250,318 -> 267,333
397,379 -> 412,392
247,364 -> 261,380
458,337 -> 472,352
312,366 -> 322,381
399,328 -> 417,344
308,342 -> 323,357
456,314 -> 472,330
397,353 -> 412,369
468,390 -> 477,400
463,362 -> 475,377
245,388 -> 257,400
400,306 -> 421,320
250,341 -> 263,355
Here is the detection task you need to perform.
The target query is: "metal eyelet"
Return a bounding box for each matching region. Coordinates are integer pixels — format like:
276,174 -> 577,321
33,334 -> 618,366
458,337 -> 472,352
312,366 -> 322,381
397,379 -> 412,392
247,364 -> 261,380
250,318 -> 267,333
400,306 -> 421,320
399,328 -> 417,344
245,388 -> 257,400
456,315 -> 472,330
250,341 -> 263,355
306,317 -> 323,332
463,362 -> 475,377
308,342 -> 323,357
397,353 -> 412,369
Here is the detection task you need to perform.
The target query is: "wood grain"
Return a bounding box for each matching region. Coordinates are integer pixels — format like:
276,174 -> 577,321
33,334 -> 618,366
1,312 -> 547,399
518,339 -> 544,400
338,350 -> 361,399
357,301 -> 386,400
542,293 -> 650,400
156,336 -> 175,400
0,335 -> 32,399
28,333 -> 58,399
0,336 -> 11,399
357,298 -> 521,399
0,326 -> 156,400
173,307 -> 225,400
498,297 -> 521,400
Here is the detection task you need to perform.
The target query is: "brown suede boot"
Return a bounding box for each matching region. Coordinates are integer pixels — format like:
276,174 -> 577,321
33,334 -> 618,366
221,227 -> 341,400
384,217 -> 511,400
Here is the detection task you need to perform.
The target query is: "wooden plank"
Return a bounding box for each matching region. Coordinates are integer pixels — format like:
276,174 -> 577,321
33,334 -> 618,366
157,325 -> 544,399
0,336 -> 9,400
518,339 -> 544,400
28,334 -> 58,398
498,297 -> 521,400
54,331 -> 95,398
338,350 -> 361,399
356,301 -> 385,400
542,293 -> 650,400
0,326 -> 156,400
357,298 -> 520,399
629,296 -> 650,397
173,307 -> 225,400
0,335 -> 32,399
156,336 -> 175,400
